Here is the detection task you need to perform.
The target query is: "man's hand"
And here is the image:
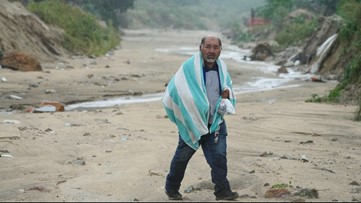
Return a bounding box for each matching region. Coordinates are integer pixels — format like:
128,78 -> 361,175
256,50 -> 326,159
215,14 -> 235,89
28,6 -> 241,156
221,89 -> 229,99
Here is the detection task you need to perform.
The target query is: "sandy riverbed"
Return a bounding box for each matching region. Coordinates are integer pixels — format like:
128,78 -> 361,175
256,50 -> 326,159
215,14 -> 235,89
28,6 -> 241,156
0,29 -> 360,202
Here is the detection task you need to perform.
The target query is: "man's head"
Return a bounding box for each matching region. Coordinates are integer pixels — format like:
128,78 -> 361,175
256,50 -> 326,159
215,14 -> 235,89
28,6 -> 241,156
199,36 -> 222,66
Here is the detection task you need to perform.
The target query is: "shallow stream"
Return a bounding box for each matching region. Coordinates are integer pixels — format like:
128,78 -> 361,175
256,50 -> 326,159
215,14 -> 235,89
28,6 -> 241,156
65,44 -> 312,111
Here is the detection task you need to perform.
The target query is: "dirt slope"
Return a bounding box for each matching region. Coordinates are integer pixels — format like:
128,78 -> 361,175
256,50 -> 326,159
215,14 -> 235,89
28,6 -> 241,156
0,0 -> 67,63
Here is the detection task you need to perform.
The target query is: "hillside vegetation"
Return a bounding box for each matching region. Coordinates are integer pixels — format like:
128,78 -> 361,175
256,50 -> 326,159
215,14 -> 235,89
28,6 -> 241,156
223,0 -> 361,120
27,0 -> 121,56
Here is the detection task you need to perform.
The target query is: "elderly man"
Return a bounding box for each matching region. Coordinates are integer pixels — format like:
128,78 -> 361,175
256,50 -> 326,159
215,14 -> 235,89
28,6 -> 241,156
162,35 -> 238,201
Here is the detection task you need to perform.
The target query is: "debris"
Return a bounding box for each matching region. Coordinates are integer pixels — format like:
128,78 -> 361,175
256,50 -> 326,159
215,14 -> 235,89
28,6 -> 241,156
0,154 -> 13,158
40,101 -> 65,112
26,186 -> 50,193
33,105 -> 56,113
184,185 -> 201,193
260,151 -> 273,157
300,155 -> 309,162
65,157 -> 86,166
7,95 -> 23,100
45,89 -> 57,94
0,136 -> 20,140
240,194 -> 257,199
310,76 -> 326,83
2,119 -> 20,124
300,140 -> 313,144
319,167 -> 335,173
148,169 -> 162,177
120,135 -> 128,141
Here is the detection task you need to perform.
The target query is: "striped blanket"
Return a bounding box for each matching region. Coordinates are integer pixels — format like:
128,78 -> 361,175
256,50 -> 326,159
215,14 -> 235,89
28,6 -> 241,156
162,52 -> 236,150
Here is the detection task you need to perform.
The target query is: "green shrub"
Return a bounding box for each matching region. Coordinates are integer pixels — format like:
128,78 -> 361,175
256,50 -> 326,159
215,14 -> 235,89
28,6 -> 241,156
271,183 -> 289,189
355,98 -> 361,121
305,94 -> 326,103
275,18 -> 317,49
27,0 -> 120,56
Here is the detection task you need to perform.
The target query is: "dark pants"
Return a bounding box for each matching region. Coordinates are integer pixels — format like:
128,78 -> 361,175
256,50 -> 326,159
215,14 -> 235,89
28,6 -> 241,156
165,121 -> 231,196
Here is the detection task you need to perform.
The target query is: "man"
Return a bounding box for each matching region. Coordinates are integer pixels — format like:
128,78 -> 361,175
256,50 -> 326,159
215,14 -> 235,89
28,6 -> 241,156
162,35 -> 239,201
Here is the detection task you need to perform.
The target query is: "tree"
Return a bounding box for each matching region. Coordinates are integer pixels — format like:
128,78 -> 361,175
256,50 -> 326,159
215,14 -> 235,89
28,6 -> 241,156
66,0 -> 134,27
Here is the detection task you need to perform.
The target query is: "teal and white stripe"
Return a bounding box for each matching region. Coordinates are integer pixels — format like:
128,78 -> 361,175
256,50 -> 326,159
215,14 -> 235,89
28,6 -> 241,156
162,52 -> 236,150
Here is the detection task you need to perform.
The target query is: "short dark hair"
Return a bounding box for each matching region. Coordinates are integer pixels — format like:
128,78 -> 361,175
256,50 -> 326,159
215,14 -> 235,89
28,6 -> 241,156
200,36 -> 222,47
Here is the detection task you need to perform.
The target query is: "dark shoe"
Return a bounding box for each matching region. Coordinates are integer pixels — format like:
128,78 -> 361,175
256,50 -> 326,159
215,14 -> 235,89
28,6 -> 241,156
216,191 -> 239,201
165,190 -> 183,200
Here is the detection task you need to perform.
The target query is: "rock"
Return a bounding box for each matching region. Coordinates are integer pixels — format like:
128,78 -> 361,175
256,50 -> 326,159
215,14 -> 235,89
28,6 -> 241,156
250,43 -> 274,61
65,157 -> 86,165
293,188 -> 319,198
1,51 -> 42,71
45,89 -> 57,94
350,181 -> 360,186
0,1 -> 66,63
277,66 -> 289,74
265,188 -> 291,198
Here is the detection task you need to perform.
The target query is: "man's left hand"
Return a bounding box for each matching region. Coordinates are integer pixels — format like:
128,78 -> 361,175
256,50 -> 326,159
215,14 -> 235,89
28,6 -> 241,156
221,89 -> 229,99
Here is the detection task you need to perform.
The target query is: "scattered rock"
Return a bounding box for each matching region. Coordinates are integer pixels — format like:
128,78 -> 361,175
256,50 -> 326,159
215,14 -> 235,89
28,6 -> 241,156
277,66 -> 289,74
26,186 -> 50,193
65,157 -> 86,166
45,89 -> 57,94
239,194 -> 257,199
293,188 -> 319,198
148,169 -> 163,177
1,51 -> 42,71
350,181 -> 360,186
260,151 -> 273,157
250,43 -> 274,61
300,140 -> 313,144
265,188 -> 291,198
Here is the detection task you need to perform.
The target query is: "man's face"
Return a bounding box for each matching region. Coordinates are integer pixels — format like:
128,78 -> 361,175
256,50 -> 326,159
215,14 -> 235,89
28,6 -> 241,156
200,37 -> 221,63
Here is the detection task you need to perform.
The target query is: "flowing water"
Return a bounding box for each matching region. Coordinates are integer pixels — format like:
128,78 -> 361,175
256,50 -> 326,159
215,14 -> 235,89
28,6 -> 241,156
66,43 -> 313,111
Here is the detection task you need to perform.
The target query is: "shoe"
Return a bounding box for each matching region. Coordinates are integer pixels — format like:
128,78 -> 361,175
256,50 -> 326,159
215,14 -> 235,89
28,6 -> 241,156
215,191 -> 239,201
165,190 -> 183,200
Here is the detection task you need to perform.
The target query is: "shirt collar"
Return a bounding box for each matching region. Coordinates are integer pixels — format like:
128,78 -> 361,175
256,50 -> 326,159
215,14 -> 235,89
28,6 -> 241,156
203,62 -> 218,72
